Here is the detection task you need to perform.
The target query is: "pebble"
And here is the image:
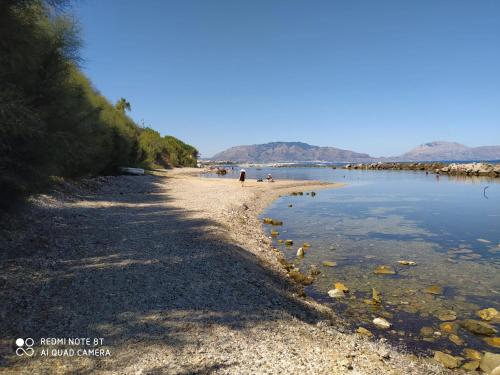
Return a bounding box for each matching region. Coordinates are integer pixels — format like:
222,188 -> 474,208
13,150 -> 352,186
424,285 -> 443,295
328,289 -> 345,298
460,319 -> 498,336
322,261 -> 337,267
449,334 -> 464,346
433,351 -> 462,369
462,360 -> 480,371
373,318 -> 392,329
356,327 -> 373,337
480,352 -> 500,374
477,307 -> 498,321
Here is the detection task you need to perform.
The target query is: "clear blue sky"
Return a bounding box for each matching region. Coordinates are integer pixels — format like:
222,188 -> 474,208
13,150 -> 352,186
74,0 -> 500,158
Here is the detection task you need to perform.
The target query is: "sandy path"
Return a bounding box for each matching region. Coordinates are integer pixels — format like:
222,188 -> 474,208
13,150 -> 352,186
0,169 -> 447,374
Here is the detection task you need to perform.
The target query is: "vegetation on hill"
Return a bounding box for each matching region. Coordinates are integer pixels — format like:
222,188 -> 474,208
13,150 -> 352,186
0,0 -> 197,209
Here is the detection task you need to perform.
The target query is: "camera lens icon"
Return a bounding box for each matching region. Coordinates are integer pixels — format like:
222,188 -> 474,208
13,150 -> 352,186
15,338 -> 34,357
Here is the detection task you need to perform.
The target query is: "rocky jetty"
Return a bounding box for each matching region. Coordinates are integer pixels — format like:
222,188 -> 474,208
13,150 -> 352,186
344,162 -> 500,178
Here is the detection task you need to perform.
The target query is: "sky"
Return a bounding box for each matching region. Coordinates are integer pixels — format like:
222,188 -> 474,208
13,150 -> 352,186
74,0 -> 500,158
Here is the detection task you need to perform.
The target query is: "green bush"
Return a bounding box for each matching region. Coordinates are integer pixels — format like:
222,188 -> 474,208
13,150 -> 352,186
0,0 -> 197,209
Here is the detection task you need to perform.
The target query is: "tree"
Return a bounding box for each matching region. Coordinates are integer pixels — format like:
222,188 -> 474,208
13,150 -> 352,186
115,98 -> 131,113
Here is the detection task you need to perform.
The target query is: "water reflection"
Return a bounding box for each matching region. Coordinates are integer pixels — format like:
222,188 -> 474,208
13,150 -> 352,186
256,167 -> 500,355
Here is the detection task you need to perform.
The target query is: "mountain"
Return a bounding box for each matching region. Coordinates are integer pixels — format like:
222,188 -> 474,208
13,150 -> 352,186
398,141 -> 500,161
210,142 -> 372,163
210,141 -> 500,163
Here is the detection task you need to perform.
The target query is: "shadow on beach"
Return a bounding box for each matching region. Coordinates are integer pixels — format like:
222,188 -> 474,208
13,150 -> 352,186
0,175 -> 325,372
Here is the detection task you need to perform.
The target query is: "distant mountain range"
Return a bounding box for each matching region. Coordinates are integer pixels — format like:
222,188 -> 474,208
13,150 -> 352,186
210,141 -> 500,163
397,141 -> 500,161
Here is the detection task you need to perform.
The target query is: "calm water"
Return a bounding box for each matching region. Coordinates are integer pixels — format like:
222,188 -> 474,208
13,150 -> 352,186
208,167 -> 500,355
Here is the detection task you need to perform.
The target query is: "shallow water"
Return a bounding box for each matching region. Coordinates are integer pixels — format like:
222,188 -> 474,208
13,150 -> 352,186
209,167 -> 500,355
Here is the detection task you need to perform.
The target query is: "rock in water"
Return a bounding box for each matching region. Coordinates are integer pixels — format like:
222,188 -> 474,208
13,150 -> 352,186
439,322 -> 458,334
322,261 -> 337,267
285,240 -> 293,246
463,349 -> 482,360
484,337 -> 500,348
372,288 -> 382,304
437,309 -> 457,321
334,282 -> 349,293
461,360 -> 480,371
356,327 -> 373,337
373,265 -> 396,275
449,334 -> 464,345
328,289 -> 345,298
397,260 -> 417,266
433,351 -> 462,369
271,230 -> 279,237
477,307 -> 499,321
297,247 -> 304,258
480,352 -> 500,374
373,317 -> 392,329
420,326 -> 434,337
424,285 -> 443,295
460,319 -> 498,336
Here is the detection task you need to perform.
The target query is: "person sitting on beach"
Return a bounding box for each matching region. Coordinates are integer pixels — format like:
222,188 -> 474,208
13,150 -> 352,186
239,168 -> 246,186
266,174 -> 274,182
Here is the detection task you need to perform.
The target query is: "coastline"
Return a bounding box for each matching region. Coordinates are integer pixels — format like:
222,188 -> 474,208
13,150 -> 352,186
0,169 -> 450,374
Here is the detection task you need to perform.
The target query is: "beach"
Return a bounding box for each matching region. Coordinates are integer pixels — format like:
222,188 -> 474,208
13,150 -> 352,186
0,169 -> 449,374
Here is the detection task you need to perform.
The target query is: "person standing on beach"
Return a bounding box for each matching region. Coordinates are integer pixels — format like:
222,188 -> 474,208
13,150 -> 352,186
239,168 -> 246,186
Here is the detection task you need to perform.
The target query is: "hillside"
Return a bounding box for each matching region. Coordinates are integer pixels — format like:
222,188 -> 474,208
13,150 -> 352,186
399,141 -> 500,161
211,142 -> 372,163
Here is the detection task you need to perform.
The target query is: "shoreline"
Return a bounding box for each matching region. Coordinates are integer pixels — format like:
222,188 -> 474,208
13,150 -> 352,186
0,169 -> 450,374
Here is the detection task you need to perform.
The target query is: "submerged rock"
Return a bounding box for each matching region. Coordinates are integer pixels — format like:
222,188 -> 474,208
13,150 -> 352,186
373,317 -> 392,329
372,288 -> 382,304
334,282 -> 349,293
461,360 -> 480,371
484,337 -> 500,348
433,351 -> 462,369
477,307 -> 499,321
437,309 -> 457,321
440,322 -> 458,334
397,260 -> 417,266
322,261 -> 337,267
424,285 -> 443,295
463,348 -> 482,361
271,219 -> 283,226
449,334 -> 464,346
480,352 -> 500,374
373,265 -> 396,275
356,327 -> 373,337
328,289 -> 345,298
460,319 -> 498,336
289,270 -> 314,285
308,265 -> 321,277
420,326 -> 434,337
